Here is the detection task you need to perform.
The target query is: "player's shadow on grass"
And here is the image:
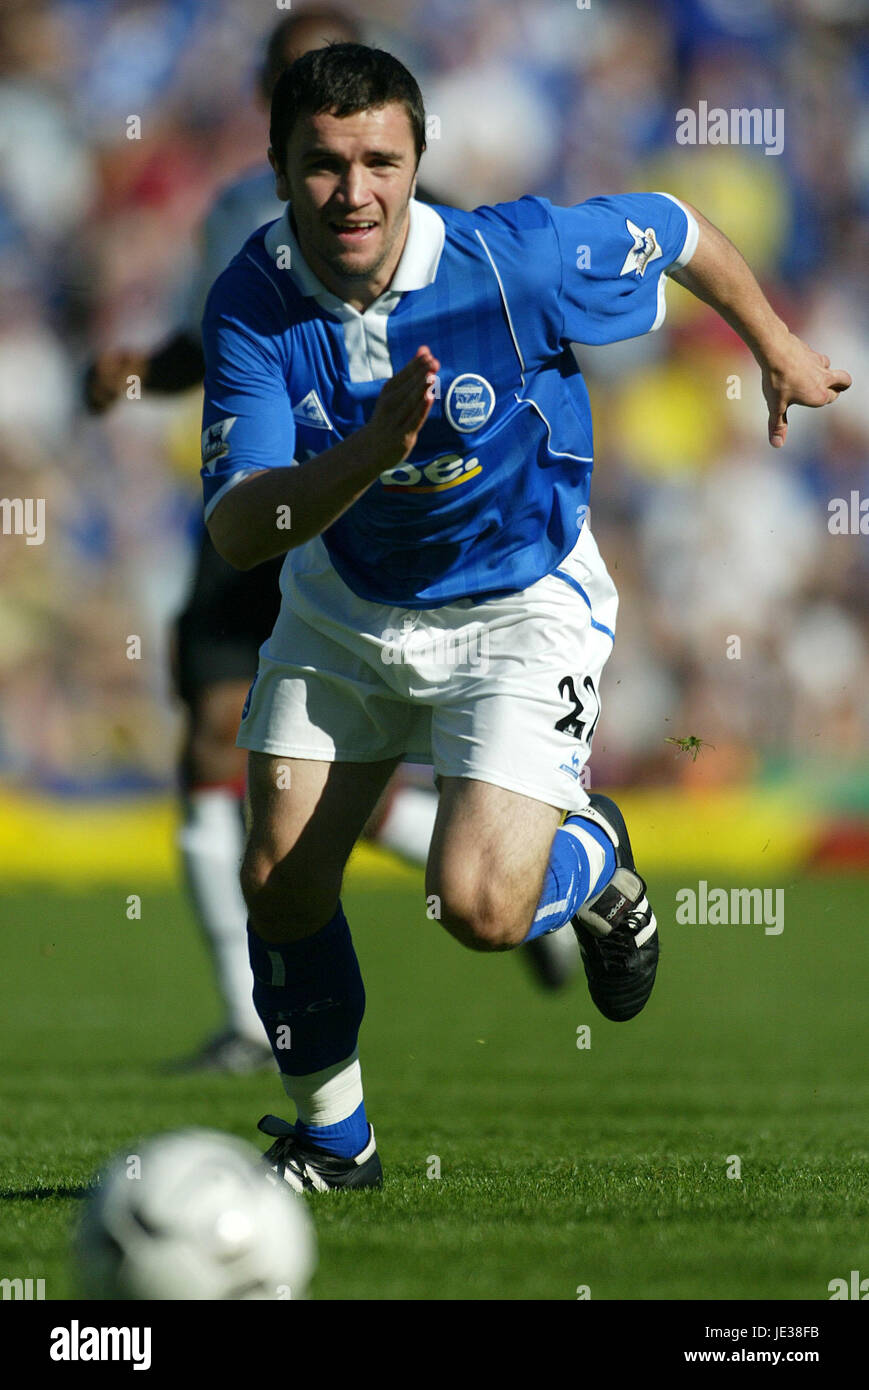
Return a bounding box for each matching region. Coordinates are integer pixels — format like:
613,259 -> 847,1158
0,1184 -> 92,1201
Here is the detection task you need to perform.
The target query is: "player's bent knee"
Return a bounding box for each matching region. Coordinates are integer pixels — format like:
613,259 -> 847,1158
240,845 -> 340,939
239,848 -> 271,908
434,888 -> 525,952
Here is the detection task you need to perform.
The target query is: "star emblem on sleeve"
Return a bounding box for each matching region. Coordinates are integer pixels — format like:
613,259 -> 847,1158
619,219 -> 663,277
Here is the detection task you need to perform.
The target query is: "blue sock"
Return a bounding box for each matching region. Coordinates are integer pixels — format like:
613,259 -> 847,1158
293,1100 -> 368,1158
523,817 -> 617,942
248,904 -> 369,1158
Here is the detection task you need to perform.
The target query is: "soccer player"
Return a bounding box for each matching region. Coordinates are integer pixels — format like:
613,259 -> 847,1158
87,13 -> 578,1072
201,44 -> 850,1188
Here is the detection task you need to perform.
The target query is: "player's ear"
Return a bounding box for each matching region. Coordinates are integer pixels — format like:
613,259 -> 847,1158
268,147 -> 291,202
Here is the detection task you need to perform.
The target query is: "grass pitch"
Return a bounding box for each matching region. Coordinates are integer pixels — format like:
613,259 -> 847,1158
1,866 -> 868,1301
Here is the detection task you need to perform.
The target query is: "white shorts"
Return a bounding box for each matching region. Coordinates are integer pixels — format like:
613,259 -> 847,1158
237,525 -> 618,812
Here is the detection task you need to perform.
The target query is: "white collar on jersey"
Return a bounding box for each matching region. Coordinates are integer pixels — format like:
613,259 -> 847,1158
263,197 -> 445,306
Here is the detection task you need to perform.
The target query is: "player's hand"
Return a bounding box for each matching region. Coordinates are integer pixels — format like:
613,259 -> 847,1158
761,333 -> 851,448
362,346 -> 440,468
83,349 -> 150,414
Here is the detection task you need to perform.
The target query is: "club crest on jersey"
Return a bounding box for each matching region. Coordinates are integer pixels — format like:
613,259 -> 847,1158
292,389 -> 333,431
201,416 -> 236,470
619,219 -> 663,278
445,374 -> 495,433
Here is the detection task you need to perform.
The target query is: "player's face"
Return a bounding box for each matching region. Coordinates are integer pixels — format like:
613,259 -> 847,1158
275,104 -> 418,309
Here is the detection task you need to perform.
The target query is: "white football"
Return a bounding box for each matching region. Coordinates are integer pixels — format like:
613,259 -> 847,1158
75,1128 -> 316,1300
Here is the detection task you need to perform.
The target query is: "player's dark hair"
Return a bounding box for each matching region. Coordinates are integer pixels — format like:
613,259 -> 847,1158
259,8 -> 364,101
269,43 -> 426,168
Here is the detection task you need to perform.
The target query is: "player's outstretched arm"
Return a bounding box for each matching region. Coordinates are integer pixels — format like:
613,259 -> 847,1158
207,346 -> 440,570
84,332 -> 205,414
669,206 -> 851,447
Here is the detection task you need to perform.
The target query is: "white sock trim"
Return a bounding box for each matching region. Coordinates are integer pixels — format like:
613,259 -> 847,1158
533,871 -> 576,924
281,1051 -> 364,1127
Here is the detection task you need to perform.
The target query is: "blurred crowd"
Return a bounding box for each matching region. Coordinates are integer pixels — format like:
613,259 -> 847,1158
0,0 -> 867,794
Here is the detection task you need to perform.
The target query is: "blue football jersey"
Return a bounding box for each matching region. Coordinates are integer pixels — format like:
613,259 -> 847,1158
201,192 -> 697,607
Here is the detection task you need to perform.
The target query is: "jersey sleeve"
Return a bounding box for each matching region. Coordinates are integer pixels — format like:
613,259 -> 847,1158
200,265 -> 295,522
546,192 -> 699,346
